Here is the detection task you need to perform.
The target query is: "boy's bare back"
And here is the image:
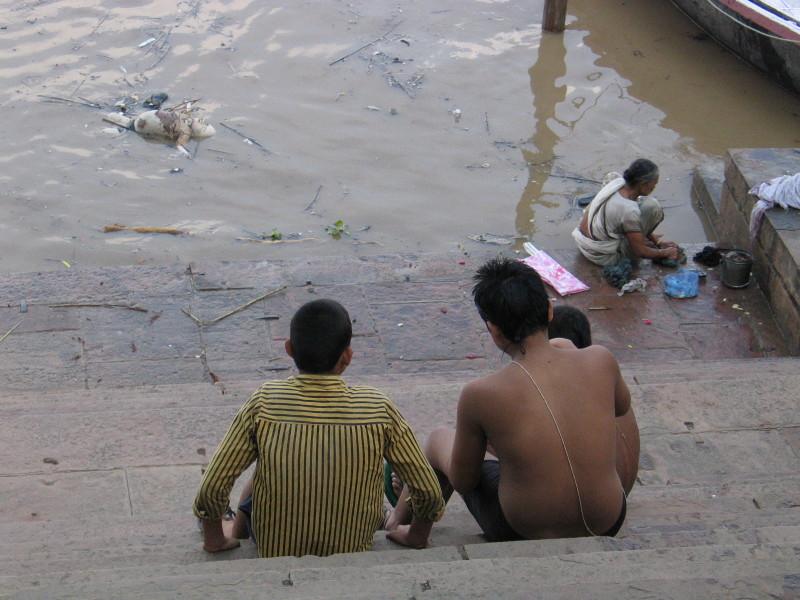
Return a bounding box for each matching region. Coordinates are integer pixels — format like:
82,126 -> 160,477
454,337 -> 630,539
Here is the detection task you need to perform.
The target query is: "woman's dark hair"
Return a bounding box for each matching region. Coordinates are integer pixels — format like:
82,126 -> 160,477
289,299 -> 352,373
548,305 -> 592,349
472,257 -> 550,347
623,158 -> 659,186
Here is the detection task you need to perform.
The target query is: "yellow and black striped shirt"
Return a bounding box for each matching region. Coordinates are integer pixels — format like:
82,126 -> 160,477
194,374 -> 444,558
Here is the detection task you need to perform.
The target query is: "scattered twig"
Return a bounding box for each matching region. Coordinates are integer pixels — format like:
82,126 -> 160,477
181,308 -> 202,325
90,15 -> 108,36
49,303 -> 148,312
183,286 -> 287,327
304,185 -> 323,212
407,73 -> 424,87
484,112 -> 490,133
104,224 -> 188,235
0,322 -> 21,344
329,24 -> 399,66
527,167 -> 601,184
145,29 -> 170,56
219,122 -> 271,154
385,72 -> 413,98
237,237 -> 316,244
588,306 -> 611,311
37,95 -> 101,108
548,173 -> 602,184
44,258 -> 72,268
143,49 -> 169,72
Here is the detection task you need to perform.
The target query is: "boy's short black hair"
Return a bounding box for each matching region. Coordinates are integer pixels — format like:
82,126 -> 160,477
472,257 -> 550,345
548,305 -> 592,349
289,299 -> 352,373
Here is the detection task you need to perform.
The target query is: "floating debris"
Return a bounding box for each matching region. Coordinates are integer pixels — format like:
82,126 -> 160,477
143,92 -> 168,108
467,233 -> 517,245
104,224 -> 188,235
237,237 -> 315,244
104,104 -> 215,156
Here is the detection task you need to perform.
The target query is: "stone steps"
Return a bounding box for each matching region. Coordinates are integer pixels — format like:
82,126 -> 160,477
2,352 -> 798,598
4,541 -> 799,599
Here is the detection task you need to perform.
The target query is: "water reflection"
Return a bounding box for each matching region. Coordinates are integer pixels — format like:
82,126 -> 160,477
517,28 -> 569,242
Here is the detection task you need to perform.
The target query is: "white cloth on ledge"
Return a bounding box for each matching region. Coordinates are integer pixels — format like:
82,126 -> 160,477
748,173 -> 800,243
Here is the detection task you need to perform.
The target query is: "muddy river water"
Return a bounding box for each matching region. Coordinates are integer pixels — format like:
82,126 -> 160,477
1,0 -> 798,274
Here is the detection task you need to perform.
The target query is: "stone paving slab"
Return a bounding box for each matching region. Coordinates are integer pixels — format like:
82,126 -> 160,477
9,542 -> 797,600
0,250 -> 797,597
0,249 -> 792,396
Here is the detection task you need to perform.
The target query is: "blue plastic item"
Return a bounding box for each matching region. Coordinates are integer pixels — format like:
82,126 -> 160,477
664,269 -> 699,298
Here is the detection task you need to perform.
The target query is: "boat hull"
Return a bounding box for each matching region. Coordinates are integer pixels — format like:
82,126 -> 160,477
669,0 -> 800,96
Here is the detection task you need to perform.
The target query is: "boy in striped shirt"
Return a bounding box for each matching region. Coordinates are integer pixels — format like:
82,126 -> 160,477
194,299 -> 444,557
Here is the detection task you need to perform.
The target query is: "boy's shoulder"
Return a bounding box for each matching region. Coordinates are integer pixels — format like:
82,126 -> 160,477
251,378 -> 391,403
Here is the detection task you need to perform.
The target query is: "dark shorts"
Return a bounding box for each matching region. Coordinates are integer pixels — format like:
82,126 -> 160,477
461,460 -> 627,541
461,460 -> 524,542
237,493 -> 257,543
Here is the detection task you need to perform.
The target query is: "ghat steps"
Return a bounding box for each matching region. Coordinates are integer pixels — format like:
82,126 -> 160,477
1,359 -> 798,599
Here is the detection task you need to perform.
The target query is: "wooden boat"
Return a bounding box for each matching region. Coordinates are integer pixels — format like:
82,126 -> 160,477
669,0 -> 800,95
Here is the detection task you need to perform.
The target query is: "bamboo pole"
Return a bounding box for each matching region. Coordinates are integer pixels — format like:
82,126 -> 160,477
543,0 -> 567,33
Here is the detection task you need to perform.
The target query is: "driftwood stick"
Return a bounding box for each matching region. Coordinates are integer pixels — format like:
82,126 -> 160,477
37,95 -> 101,108
144,47 -> 170,72
304,185 -> 323,212
50,303 -> 148,313
329,24 -> 399,66
104,225 -> 188,235
385,72 -> 414,98
237,237 -> 316,244
219,122 -> 271,154
90,15 -> 108,36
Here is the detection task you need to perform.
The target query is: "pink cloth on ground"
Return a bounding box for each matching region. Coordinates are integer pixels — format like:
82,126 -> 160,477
519,251 -> 589,296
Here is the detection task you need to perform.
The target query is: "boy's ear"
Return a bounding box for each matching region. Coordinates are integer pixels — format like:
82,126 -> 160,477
284,339 -> 294,358
548,300 -> 554,323
341,346 -> 353,367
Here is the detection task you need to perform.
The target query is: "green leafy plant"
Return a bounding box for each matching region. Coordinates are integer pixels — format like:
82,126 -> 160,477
325,220 -> 350,240
268,227 -> 282,241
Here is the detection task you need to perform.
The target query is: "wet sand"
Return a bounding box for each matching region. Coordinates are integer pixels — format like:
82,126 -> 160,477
0,0 -> 798,274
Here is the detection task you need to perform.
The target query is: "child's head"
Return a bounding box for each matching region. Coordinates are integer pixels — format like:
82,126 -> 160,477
472,257 -> 550,345
289,299 -> 352,373
548,305 -> 592,349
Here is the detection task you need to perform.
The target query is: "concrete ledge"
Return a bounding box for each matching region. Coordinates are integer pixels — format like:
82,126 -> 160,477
716,148 -> 800,354
690,159 -> 725,240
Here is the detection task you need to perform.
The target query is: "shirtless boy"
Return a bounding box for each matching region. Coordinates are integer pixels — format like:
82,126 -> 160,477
548,304 -> 640,495
386,258 -> 632,542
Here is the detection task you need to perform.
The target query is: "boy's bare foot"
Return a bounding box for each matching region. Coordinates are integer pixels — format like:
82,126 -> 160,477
391,472 -> 403,499
201,517 -> 241,553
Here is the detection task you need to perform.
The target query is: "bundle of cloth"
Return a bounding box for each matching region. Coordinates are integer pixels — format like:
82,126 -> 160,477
749,173 -> 800,243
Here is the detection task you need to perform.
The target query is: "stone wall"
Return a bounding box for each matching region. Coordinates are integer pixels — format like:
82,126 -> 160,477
718,148 -> 800,355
